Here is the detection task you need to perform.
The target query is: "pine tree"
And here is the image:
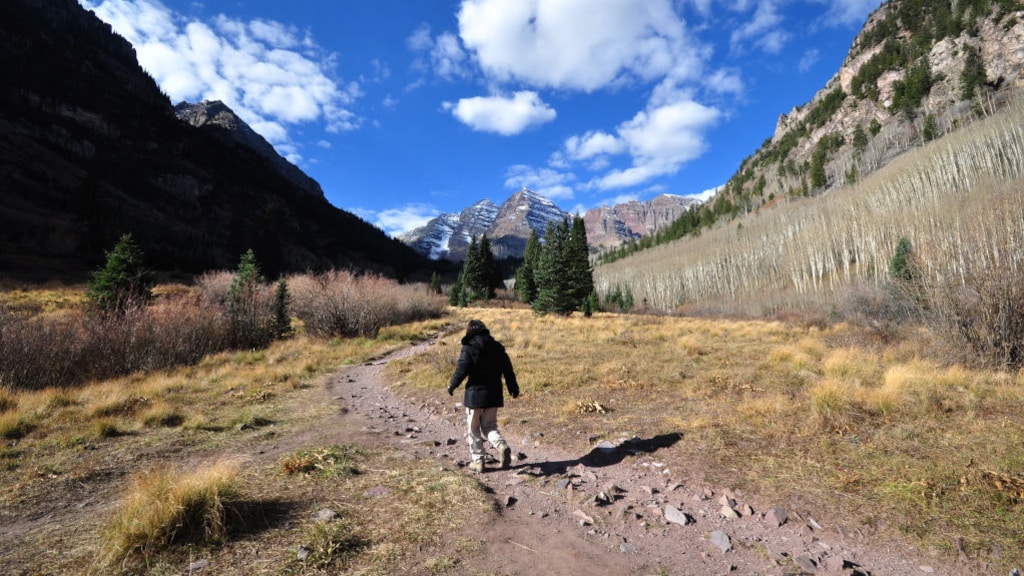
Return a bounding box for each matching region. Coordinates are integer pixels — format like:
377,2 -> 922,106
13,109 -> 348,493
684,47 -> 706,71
462,236 -> 485,302
477,234 -> 498,301
86,233 -> 154,314
567,215 -> 594,307
533,219 -> 576,315
515,229 -> 541,304
273,277 -> 292,338
448,269 -> 466,307
229,249 -> 270,348
429,271 -> 442,295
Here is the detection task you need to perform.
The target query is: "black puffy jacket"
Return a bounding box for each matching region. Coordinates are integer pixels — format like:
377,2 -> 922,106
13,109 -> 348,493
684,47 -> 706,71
447,326 -> 519,408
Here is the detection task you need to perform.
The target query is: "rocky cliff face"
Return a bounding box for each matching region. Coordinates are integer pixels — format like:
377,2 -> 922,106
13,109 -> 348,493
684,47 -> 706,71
174,100 -> 324,199
722,0 -> 1024,214
0,0 -> 424,279
583,194 -> 697,249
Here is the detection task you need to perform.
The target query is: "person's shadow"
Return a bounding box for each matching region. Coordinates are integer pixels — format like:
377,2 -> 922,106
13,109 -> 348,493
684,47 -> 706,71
523,432 -> 683,477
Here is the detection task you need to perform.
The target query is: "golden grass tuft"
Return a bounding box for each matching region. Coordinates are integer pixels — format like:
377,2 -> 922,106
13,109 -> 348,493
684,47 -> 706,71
0,411 -> 34,439
98,459 -> 240,568
0,387 -> 16,413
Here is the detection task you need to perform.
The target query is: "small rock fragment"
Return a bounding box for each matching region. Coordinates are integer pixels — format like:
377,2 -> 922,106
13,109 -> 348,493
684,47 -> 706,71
313,509 -> 339,522
664,505 -> 694,526
794,555 -> 817,572
766,507 -> 788,527
720,505 -> 740,520
709,530 -> 731,553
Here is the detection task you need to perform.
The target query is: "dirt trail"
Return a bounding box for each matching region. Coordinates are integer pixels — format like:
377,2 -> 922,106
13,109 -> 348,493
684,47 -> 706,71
326,338 -> 970,576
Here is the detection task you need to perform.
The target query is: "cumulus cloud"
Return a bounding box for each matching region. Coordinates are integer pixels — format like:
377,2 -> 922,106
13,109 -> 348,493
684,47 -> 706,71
82,0 -> 359,163
457,0 -> 697,92
444,91 -> 556,135
373,204 -> 440,237
592,99 -> 720,190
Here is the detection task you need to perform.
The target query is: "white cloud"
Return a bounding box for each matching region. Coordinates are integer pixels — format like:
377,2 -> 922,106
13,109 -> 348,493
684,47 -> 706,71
504,165 -> 576,199
798,48 -> 821,73
407,25 -> 471,81
816,0 -> 884,27
444,91 -> 556,135
82,0 -> 359,162
592,99 -> 720,190
456,0 -> 698,92
373,204 -> 440,236
564,131 -> 626,161
730,0 -> 787,53
704,68 -> 744,96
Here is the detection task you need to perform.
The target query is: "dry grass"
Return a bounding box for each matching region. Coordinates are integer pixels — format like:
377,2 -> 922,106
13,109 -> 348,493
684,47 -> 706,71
388,307 -> 1024,570
98,459 -> 241,569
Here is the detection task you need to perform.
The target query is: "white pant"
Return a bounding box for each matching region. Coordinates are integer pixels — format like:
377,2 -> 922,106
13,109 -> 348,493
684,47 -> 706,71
465,407 -> 505,463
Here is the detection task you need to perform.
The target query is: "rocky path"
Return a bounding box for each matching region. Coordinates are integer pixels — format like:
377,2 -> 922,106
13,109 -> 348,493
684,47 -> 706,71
324,338 -> 970,576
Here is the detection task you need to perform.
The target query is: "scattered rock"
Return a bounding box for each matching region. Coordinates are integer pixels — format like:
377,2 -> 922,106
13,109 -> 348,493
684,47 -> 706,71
720,505 -> 740,520
297,545 -> 311,561
595,440 -> 618,451
556,478 -> 572,490
313,508 -> 339,523
709,530 -> 732,553
919,567 -> 935,574
664,505 -> 694,526
620,542 -> 638,553
186,558 -> 209,572
795,554 -> 817,572
573,510 -> 594,525
824,556 -> 846,572
766,507 -> 788,527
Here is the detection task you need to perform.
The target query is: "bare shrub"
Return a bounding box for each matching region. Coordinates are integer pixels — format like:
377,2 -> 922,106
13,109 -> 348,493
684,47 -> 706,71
0,290 -> 231,390
923,266 -> 1024,370
289,271 -> 443,338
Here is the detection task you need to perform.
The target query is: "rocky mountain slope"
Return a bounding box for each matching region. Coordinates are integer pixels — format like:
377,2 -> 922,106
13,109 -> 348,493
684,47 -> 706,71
0,0 -> 426,280
583,194 -> 698,250
402,190 -> 698,261
400,189 -> 569,261
714,0 -> 1024,216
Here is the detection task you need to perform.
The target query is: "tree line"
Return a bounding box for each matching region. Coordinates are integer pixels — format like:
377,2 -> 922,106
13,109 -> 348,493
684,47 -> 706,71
451,215 -> 598,315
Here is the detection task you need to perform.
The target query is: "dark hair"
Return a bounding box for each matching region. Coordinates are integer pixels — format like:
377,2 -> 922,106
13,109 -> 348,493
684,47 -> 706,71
467,319 -> 487,334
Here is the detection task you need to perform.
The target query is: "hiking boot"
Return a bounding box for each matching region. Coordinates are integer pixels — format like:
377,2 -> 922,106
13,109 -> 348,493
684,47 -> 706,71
498,441 -> 511,470
468,460 -> 485,473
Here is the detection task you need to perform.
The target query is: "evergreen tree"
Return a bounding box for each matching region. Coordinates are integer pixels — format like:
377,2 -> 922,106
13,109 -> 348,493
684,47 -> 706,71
86,233 -> 154,314
533,220 -> 576,315
568,215 -> 594,307
515,229 -> 542,303
273,277 -> 292,338
889,236 -> 916,283
449,269 -> 466,307
229,249 -> 271,348
429,271 -> 442,295
477,234 -> 498,301
461,236 -> 483,302
960,43 -> 987,100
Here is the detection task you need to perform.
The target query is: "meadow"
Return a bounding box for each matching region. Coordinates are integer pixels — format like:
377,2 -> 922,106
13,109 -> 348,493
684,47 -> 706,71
1,278 -> 1023,572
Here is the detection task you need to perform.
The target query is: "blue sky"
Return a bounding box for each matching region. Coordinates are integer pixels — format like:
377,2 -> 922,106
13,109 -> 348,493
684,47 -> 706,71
80,0 -> 883,236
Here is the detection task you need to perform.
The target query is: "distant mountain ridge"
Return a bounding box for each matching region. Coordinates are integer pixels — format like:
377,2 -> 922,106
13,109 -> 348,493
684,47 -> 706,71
399,189 -> 568,261
400,189 -> 698,261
